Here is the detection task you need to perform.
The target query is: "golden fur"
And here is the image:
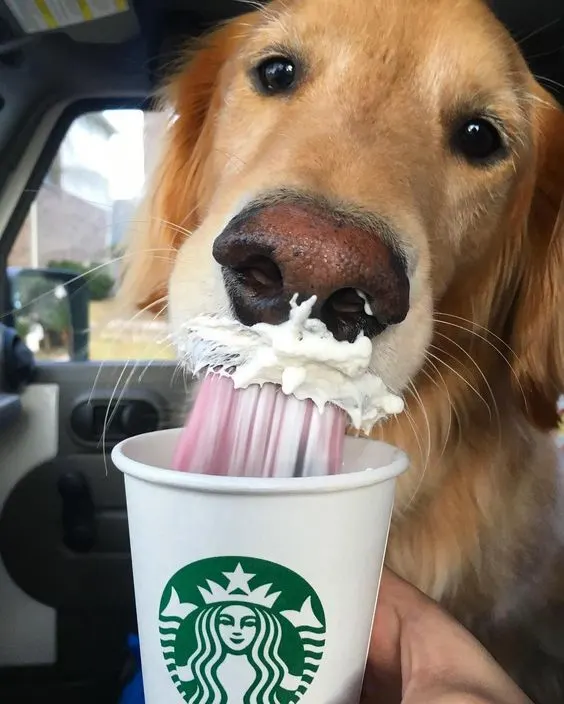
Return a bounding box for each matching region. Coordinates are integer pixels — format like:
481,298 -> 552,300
121,0 -> 564,699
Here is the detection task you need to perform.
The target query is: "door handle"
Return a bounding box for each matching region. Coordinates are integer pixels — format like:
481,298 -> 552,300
57,471 -> 97,553
71,398 -> 160,445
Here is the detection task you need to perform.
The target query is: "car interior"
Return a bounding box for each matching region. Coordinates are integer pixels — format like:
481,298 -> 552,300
0,0 -> 562,702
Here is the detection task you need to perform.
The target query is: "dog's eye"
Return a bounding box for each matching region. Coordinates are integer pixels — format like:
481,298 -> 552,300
452,118 -> 506,164
254,57 -> 297,95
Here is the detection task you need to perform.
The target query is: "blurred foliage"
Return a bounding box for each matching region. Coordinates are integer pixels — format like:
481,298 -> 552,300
48,259 -> 114,301
14,272 -> 70,334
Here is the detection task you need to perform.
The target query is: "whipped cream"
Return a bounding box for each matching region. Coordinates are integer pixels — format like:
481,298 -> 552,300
173,295 -> 404,433
356,290 -> 374,317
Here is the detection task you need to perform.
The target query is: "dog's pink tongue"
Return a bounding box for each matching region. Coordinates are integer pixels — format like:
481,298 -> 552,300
172,373 -> 346,477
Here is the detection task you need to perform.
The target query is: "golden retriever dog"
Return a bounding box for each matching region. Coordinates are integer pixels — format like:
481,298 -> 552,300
121,0 -> 564,700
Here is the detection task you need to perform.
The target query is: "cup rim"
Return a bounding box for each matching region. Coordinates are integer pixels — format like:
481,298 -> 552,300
112,428 -> 409,495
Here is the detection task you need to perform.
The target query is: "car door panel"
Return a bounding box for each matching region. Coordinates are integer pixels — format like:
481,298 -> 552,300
0,393 -> 21,429
0,383 -> 58,667
0,361 -> 188,701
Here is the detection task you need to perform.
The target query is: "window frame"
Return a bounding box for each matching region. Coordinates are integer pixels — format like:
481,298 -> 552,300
0,97 -> 147,320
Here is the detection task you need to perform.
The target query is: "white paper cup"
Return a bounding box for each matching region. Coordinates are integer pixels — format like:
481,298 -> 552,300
112,428 -> 408,704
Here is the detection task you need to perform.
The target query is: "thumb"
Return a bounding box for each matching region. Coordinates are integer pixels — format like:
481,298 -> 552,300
362,569 -> 428,703
363,569 -> 531,704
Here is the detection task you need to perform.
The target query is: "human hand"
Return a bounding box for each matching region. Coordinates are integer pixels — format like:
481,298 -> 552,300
361,569 -> 531,704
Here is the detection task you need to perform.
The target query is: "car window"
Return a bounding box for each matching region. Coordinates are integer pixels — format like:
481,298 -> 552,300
7,108 -> 174,363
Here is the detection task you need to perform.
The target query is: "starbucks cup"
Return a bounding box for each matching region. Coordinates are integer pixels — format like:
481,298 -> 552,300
112,428 -> 408,704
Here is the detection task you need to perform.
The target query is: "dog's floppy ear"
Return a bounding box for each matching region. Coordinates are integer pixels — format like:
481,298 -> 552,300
510,91 -> 564,429
120,17 -> 251,313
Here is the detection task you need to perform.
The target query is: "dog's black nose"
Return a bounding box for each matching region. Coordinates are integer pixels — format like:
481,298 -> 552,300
212,201 -> 410,342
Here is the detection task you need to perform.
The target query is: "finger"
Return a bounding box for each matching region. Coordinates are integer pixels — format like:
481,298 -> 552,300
366,570 -> 532,704
362,569 -> 423,702
368,569 -> 431,677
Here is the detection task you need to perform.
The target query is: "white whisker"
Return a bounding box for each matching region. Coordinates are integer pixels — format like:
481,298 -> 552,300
434,330 -> 500,429
427,348 -> 492,415
418,362 -> 453,462
432,316 -> 528,411
402,380 -> 432,511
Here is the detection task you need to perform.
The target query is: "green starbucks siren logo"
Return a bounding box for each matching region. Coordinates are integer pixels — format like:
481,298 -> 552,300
159,556 -> 326,704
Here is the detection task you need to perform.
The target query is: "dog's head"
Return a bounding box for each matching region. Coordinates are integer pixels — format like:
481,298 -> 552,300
123,0 -> 564,428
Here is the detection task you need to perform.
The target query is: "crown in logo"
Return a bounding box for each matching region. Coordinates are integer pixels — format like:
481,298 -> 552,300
161,560 -> 326,634
161,563 -> 282,621
198,563 -> 281,608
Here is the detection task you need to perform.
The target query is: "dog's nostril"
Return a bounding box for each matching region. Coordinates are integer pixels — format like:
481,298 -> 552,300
236,255 -> 283,294
320,288 -> 387,342
325,288 -> 370,316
